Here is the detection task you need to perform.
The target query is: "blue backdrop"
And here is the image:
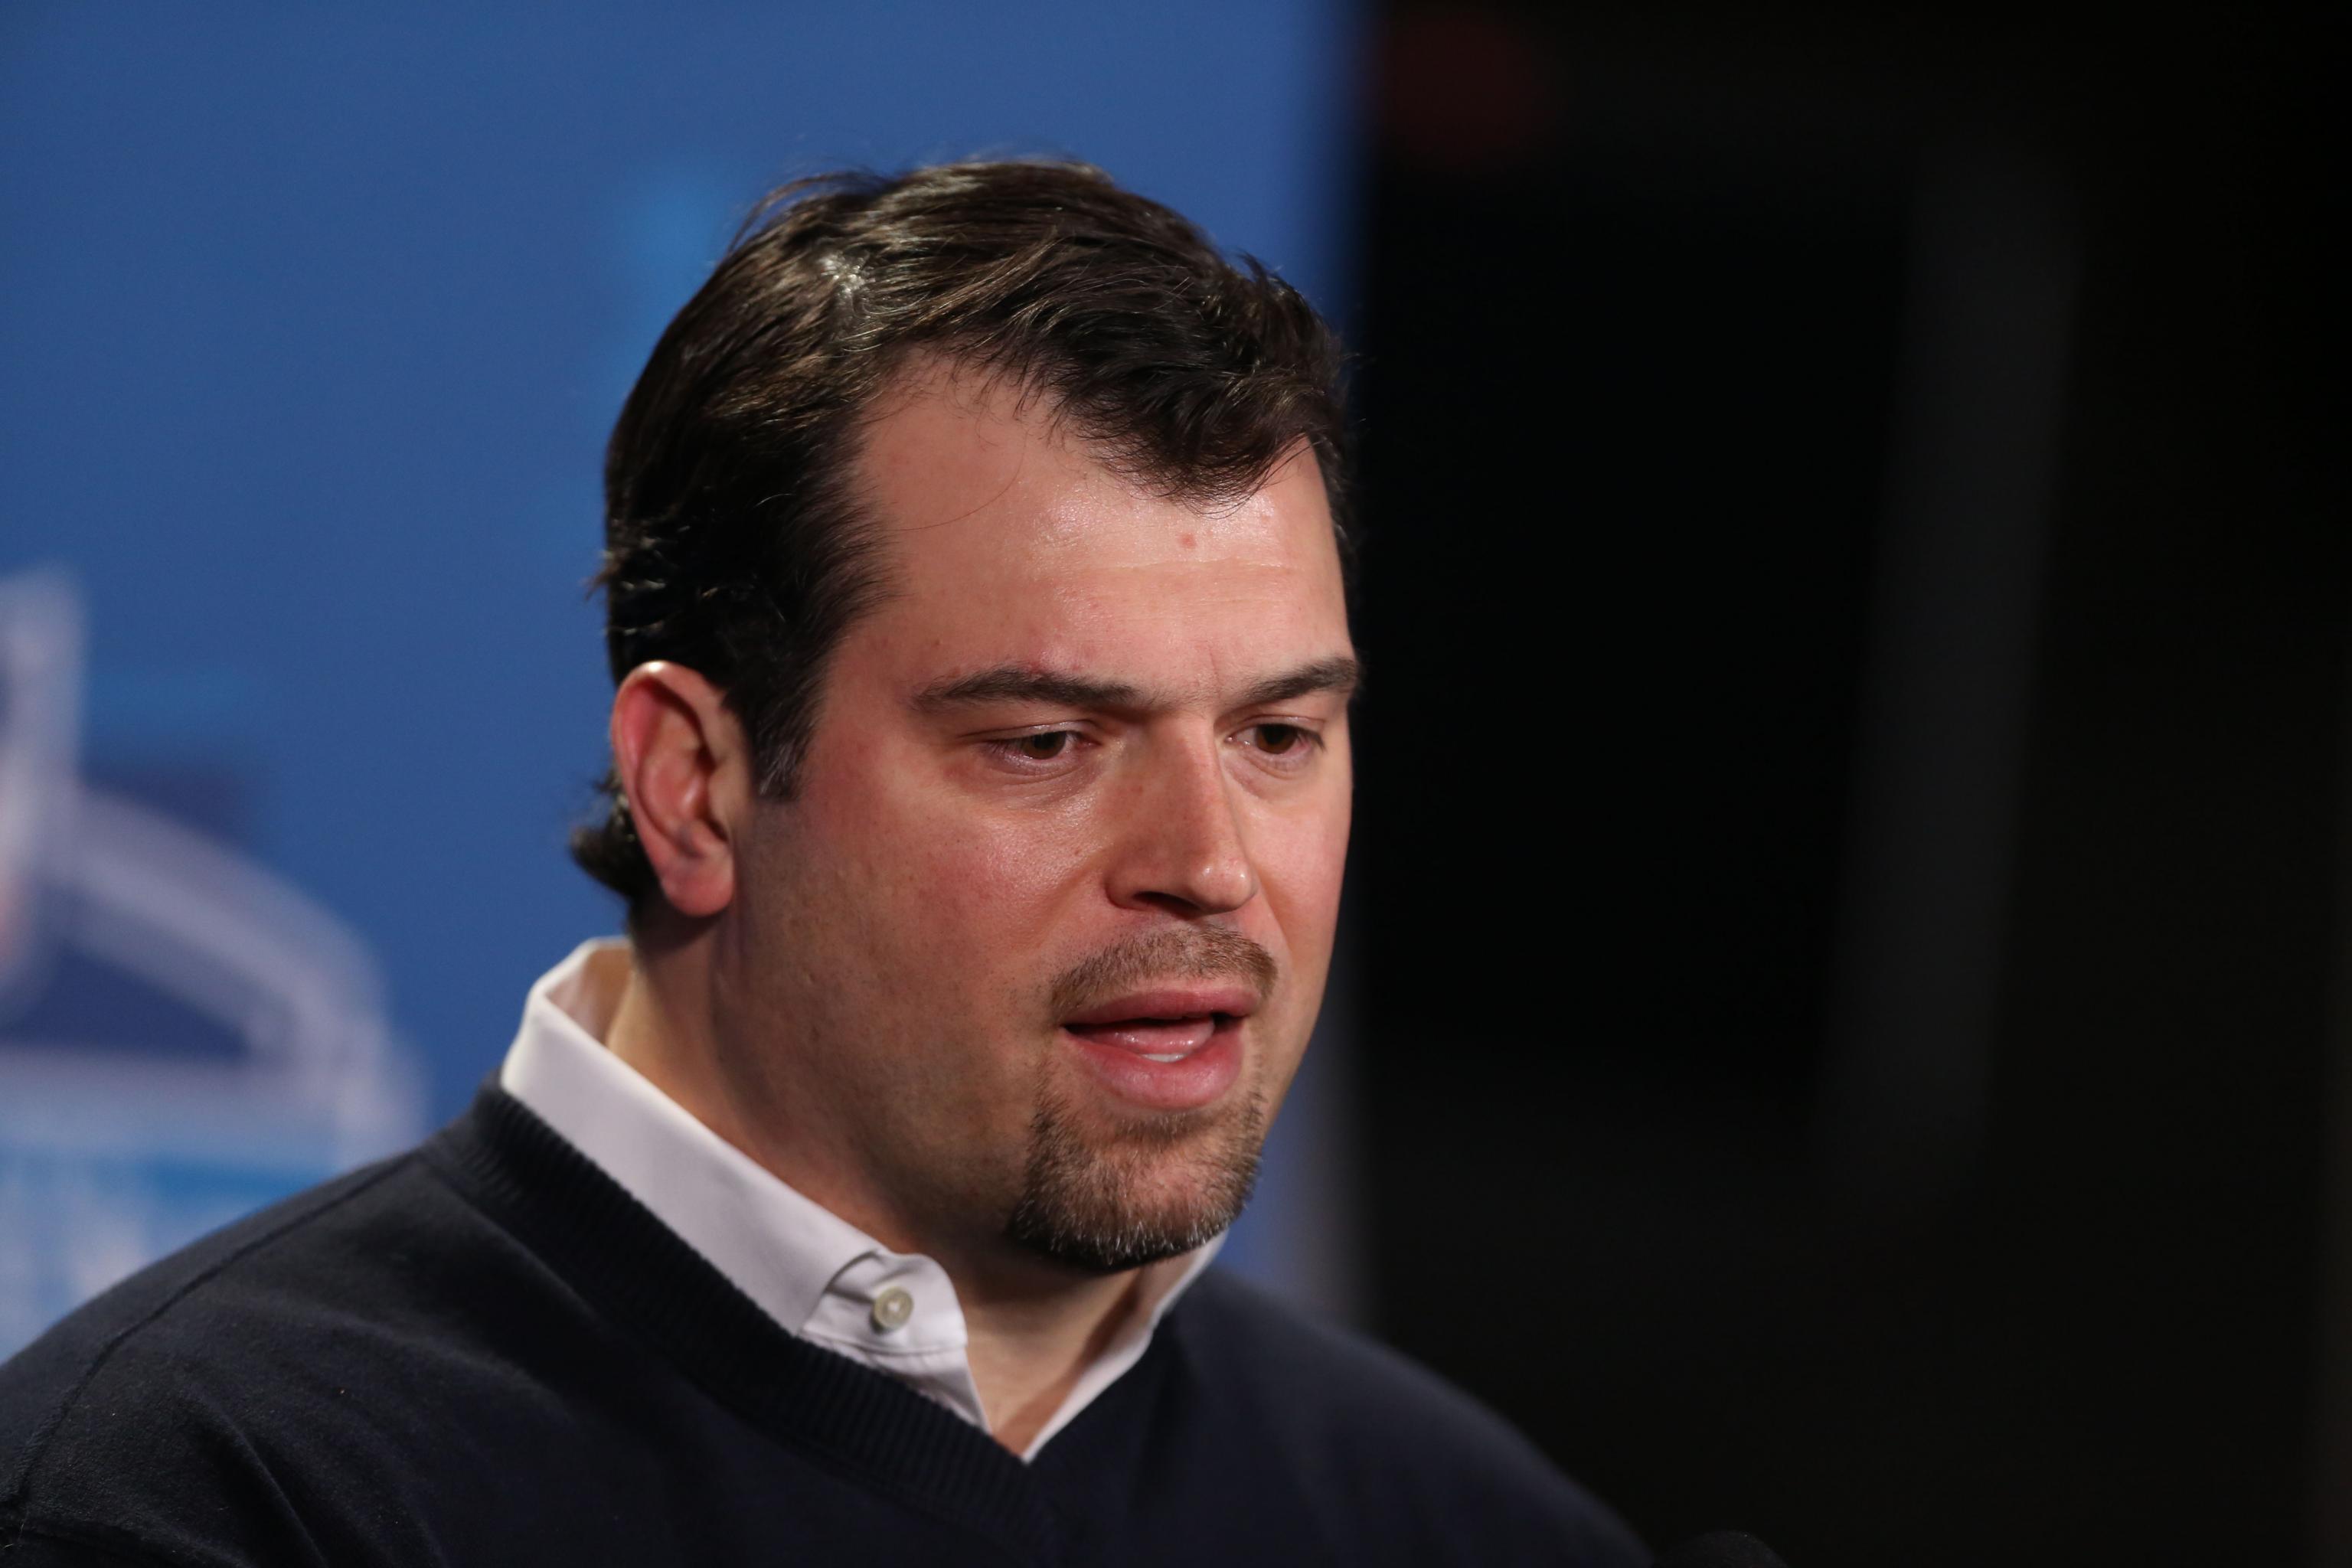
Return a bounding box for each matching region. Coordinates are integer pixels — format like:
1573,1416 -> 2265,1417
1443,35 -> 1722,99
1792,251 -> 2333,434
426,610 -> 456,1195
0,0 -> 1362,1351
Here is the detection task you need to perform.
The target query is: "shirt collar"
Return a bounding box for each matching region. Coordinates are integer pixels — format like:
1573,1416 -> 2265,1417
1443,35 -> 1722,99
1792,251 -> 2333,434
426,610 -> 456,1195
500,938 -> 958,1345
496,938 -> 1217,1451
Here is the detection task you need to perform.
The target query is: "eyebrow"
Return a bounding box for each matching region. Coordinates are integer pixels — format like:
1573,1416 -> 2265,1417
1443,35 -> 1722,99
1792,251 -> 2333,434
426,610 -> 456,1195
911,655 -> 1361,716
1233,655 -> 1363,710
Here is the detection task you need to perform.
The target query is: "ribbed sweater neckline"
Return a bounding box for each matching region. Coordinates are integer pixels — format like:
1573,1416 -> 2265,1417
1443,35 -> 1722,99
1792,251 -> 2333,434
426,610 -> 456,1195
423,1083 -> 1063,1565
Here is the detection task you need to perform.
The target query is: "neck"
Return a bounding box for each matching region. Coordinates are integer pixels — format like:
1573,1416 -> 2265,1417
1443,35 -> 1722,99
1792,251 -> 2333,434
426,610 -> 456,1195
955,1261 -> 1143,1454
602,922 -> 1156,1456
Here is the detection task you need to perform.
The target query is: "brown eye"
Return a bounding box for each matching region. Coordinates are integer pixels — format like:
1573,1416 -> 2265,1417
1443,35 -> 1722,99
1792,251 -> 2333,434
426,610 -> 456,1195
1014,732 -> 1072,760
1253,724 -> 1307,755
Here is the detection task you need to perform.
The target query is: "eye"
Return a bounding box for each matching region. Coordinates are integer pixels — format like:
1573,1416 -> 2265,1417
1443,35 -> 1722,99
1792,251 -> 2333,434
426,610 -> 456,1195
984,728 -> 1087,770
1237,722 -> 1321,766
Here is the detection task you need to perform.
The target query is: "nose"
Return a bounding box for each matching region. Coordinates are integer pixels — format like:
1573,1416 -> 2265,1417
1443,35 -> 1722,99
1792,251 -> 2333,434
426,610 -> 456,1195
1105,733 -> 1258,917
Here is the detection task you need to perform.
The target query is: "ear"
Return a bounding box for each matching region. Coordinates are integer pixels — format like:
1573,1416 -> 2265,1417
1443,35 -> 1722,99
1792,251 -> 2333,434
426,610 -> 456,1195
609,662 -> 751,919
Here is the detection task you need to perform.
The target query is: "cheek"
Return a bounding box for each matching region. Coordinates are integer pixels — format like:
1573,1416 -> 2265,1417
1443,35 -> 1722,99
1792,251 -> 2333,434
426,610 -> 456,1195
799,756 -> 1096,988
917,824 -> 1089,978
1236,795 -> 1349,1059
1259,789 -> 1351,940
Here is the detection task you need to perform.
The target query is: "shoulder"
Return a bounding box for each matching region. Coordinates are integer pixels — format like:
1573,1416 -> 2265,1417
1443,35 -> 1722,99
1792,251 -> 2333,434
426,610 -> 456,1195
1162,1268 -> 1648,1566
0,1150 -> 521,1566
1168,1266 -> 1598,1481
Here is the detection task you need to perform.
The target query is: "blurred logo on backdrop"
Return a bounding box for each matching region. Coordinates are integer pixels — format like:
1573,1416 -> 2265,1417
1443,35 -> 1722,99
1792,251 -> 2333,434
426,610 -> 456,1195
0,570 -> 421,1357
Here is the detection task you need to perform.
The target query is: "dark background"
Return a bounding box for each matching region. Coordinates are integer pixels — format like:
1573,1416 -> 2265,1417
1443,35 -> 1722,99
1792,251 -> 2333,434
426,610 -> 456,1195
1346,6 -> 2342,1564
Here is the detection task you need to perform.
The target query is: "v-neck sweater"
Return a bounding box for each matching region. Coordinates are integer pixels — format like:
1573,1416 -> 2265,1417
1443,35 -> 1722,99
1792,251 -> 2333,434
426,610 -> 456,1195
0,1086 -> 1645,1566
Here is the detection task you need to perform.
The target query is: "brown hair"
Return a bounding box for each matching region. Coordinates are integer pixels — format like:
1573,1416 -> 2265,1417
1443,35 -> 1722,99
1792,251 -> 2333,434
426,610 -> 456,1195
573,159 -> 1350,906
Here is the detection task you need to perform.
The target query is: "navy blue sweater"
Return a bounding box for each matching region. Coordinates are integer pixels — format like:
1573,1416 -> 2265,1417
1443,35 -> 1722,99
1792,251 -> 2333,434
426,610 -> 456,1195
0,1086 -> 1645,1566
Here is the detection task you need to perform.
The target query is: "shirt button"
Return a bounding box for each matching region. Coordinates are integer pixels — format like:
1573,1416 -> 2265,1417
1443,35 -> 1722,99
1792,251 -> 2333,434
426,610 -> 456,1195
871,1285 -> 914,1333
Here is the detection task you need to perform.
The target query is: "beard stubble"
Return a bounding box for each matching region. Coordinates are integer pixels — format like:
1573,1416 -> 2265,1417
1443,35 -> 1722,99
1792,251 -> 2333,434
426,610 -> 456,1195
1002,926 -> 1280,1273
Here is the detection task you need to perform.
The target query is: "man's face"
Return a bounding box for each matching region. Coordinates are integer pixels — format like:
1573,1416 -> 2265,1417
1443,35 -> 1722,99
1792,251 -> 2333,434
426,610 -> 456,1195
717,364 -> 1354,1276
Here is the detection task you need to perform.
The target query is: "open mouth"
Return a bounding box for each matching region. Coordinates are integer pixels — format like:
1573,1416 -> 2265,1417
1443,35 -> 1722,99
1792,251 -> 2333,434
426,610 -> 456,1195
1057,1015 -> 1242,1110
1061,1013 -> 1237,1061
1056,988 -> 1255,1110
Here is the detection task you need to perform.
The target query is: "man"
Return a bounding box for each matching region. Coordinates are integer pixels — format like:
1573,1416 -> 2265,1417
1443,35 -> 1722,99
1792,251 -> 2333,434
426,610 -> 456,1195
0,161 -> 1644,1566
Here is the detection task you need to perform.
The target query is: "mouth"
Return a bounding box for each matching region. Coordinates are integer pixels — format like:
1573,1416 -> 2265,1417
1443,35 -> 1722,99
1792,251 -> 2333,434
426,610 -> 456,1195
1063,1013 -> 1236,1060
1057,986 -> 1259,1110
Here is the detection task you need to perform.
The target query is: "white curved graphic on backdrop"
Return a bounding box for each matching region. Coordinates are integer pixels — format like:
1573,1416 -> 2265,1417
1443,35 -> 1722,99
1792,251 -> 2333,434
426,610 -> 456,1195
0,571 -> 421,1354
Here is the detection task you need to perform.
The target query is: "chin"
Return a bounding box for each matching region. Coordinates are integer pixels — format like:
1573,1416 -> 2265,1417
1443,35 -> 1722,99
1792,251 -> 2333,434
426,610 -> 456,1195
1001,1085 -> 1267,1273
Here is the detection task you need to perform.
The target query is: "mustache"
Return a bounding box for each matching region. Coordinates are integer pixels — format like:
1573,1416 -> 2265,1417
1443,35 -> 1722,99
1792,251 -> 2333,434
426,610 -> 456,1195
1047,926 -> 1278,1021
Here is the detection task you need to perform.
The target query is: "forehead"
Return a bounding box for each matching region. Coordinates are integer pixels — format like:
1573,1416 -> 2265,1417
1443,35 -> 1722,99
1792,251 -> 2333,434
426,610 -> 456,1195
847,365 -> 1348,697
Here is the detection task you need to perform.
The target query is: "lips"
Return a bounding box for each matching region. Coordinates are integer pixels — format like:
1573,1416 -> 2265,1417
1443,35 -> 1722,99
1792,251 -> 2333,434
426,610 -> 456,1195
1060,986 -> 1261,1034
1063,1017 -> 1219,1060
1057,985 -> 1259,1109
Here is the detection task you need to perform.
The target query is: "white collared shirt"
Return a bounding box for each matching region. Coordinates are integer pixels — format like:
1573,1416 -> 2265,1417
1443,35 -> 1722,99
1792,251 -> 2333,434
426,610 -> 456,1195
496,939 -> 1217,1460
